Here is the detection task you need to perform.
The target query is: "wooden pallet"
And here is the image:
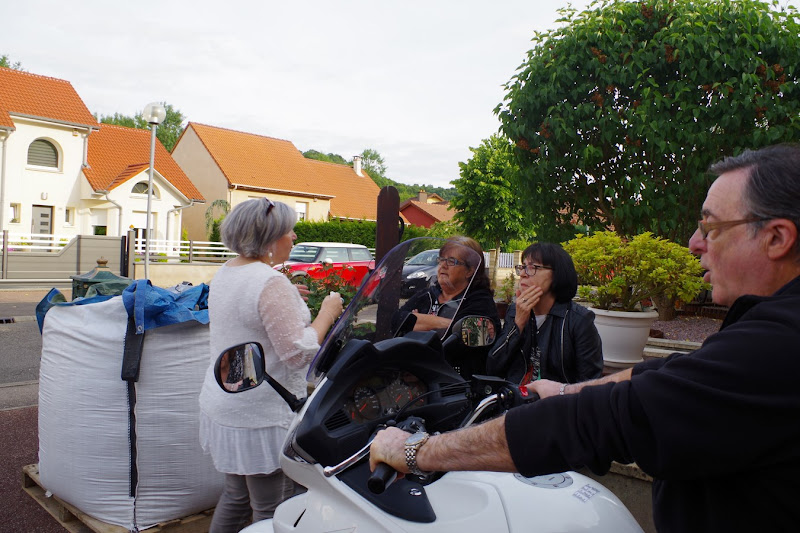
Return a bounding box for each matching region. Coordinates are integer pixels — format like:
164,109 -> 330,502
22,464 -> 214,533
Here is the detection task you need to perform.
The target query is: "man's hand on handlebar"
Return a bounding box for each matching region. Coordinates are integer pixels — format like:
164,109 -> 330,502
526,379 -> 563,399
369,427 -> 413,476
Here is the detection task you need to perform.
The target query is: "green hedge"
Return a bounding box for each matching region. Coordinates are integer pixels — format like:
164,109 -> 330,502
293,219 -> 428,247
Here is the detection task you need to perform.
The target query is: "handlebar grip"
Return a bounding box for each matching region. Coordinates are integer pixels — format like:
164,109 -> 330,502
525,392 -> 540,402
367,462 -> 398,494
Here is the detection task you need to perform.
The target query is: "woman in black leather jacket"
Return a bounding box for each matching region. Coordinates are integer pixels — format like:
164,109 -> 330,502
486,242 -> 603,385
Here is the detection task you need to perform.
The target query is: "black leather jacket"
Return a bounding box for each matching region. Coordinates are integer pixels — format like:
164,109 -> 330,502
486,300 -> 603,384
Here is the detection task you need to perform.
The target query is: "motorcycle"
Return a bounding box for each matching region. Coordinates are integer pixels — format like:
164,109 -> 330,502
214,237 -> 644,532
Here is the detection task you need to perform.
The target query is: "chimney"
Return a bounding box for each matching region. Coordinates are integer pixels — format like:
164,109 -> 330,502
353,155 -> 363,176
418,190 -> 428,203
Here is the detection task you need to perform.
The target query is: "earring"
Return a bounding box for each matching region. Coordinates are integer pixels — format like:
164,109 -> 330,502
268,251 -> 274,265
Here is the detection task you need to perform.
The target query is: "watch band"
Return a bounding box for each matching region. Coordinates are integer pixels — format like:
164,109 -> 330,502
404,432 -> 431,476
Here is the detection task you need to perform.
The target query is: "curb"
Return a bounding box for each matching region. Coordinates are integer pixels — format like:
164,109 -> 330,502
0,316 -> 37,326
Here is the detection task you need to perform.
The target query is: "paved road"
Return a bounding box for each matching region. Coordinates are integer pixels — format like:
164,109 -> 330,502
0,288 -> 72,532
0,289 -> 58,410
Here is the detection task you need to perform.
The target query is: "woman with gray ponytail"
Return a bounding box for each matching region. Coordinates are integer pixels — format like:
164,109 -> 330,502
198,198 -> 343,532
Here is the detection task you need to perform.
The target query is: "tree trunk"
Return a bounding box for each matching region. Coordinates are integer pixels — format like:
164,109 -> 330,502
492,240 -> 501,290
653,294 -> 677,321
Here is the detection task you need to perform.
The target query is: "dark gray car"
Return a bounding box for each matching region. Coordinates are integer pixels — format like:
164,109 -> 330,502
401,249 -> 439,297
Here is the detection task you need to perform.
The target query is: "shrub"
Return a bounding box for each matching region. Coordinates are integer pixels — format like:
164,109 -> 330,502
563,231 -> 708,312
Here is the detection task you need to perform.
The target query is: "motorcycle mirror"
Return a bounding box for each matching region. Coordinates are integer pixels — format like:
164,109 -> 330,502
214,342 -> 266,393
215,342 -> 307,412
453,316 -> 497,347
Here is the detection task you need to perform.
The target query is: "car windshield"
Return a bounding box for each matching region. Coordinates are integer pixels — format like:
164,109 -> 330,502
289,245 -> 321,262
407,250 -> 439,266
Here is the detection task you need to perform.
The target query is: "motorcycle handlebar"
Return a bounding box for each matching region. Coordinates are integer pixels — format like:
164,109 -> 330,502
367,462 -> 398,494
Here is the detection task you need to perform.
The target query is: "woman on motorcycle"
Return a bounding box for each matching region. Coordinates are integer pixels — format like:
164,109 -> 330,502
486,242 -> 603,386
393,236 -> 500,377
198,198 -> 343,532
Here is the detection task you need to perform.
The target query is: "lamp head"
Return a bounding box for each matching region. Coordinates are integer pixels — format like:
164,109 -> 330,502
142,102 -> 167,125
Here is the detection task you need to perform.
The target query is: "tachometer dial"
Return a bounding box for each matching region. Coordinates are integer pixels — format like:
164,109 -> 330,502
352,386 -> 381,420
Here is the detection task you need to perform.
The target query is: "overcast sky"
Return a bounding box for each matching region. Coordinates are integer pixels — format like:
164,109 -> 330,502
4,0 -> 591,188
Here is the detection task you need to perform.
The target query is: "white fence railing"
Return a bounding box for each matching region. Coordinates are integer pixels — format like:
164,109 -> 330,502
0,232 -> 76,253
1,231 -> 514,266
131,238 -> 237,263
485,251 -> 514,269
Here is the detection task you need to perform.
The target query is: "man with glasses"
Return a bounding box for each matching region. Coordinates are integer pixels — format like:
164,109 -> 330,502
371,143 -> 800,531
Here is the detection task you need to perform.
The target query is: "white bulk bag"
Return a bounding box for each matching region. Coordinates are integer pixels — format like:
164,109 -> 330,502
38,296 -> 223,530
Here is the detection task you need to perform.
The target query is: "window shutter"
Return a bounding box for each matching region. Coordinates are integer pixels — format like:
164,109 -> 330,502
27,139 -> 59,167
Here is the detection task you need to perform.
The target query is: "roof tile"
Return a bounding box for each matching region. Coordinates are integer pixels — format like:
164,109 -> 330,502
85,124 -> 204,201
400,199 -> 455,222
187,123 -> 379,220
0,67 -> 99,130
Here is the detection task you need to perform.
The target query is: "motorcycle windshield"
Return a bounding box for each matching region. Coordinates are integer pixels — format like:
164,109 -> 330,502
307,237 -> 484,383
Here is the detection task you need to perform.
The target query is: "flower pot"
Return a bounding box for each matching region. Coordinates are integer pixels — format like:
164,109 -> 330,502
591,308 -> 659,367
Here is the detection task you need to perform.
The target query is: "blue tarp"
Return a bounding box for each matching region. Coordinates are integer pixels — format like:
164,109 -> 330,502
36,280 -> 209,334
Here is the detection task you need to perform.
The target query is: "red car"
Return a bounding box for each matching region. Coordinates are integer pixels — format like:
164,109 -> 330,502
277,242 -> 375,287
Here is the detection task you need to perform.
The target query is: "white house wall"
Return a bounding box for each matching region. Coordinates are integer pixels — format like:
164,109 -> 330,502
2,117 -> 89,235
91,170 -> 189,240
229,189 -> 331,221
171,126 -> 230,241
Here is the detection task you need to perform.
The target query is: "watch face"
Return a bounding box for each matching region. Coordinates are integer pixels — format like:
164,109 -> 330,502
406,432 -> 427,446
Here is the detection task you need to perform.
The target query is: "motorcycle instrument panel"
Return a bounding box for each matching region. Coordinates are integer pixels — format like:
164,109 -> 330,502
344,370 -> 427,422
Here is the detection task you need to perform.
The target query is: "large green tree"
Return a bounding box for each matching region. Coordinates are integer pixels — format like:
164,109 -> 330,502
97,103 -> 186,152
451,134 -> 532,287
498,0 -> 800,242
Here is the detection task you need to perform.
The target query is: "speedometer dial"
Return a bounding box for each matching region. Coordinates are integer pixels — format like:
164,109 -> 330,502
352,386 -> 381,420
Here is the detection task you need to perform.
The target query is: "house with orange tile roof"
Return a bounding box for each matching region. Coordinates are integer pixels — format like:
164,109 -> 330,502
0,66 -> 203,240
399,190 -> 455,228
171,122 -> 382,240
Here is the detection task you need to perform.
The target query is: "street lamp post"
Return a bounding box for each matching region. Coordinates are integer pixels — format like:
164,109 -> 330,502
142,102 -> 166,281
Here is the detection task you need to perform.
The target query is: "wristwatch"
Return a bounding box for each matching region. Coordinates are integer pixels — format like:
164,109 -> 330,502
404,431 -> 432,476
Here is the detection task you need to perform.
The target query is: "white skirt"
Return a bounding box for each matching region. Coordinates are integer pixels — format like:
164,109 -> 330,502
199,411 -> 288,475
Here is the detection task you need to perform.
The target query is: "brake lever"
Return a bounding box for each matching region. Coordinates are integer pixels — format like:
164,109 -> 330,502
322,421 -> 397,478
323,438 -> 375,477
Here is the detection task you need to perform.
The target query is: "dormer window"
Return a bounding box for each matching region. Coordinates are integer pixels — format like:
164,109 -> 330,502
27,139 -> 59,168
131,181 -> 160,199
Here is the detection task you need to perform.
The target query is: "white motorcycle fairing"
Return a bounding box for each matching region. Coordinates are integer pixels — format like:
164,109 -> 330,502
243,466 -> 641,532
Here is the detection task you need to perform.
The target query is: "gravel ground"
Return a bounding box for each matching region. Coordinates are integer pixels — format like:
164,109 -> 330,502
652,315 -> 723,344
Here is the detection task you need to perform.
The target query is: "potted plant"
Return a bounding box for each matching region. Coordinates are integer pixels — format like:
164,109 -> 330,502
495,272 -> 516,320
563,231 -> 707,366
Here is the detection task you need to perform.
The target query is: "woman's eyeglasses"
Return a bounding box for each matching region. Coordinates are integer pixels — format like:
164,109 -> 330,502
437,256 -> 466,267
514,263 -> 552,276
265,198 -> 275,218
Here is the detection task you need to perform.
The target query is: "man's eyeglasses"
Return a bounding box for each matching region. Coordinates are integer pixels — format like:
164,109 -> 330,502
437,256 -> 466,267
514,263 -> 552,276
265,198 -> 275,218
697,217 -> 766,240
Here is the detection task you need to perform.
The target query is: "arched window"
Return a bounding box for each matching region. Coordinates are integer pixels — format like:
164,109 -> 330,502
27,139 -> 59,168
131,181 -> 160,198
